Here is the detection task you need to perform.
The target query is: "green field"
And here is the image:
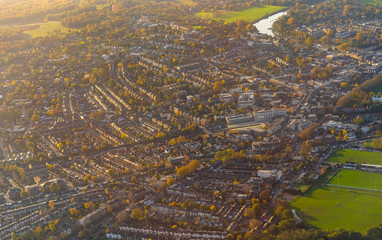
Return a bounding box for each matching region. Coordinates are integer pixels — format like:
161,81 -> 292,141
196,5 -> 286,22
329,169 -> 382,190
0,21 -> 72,38
290,186 -> 382,233
23,22 -> 72,38
326,149 -> 382,165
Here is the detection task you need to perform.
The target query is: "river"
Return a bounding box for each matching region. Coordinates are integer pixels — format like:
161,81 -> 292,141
253,11 -> 288,36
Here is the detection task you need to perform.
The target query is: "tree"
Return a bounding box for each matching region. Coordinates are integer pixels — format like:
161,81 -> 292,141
167,176 -> 176,186
252,203 -> 261,216
79,228 -> 93,240
343,5 -> 351,16
70,208 -> 78,216
84,201 -> 95,211
287,17 -> 296,25
298,123 -> 319,140
260,189 -> 271,202
301,141 -> 312,158
49,182 -> 60,193
130,208 -> 144,220
49,201 -> 55,211
305,37 -> 313,46
213,81 -> 223,93
249,219 -> 260,229
340,82 -> 349,89
337,42 -> 350,51
117,211 -> 129,224
20,190 -> 29,199
244,208 -> 255,218
327,29 -> 334,37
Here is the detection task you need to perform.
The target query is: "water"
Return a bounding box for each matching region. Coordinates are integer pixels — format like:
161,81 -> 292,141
253,11 -> 287,36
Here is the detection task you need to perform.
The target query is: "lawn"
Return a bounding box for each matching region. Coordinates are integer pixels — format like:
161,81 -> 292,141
326,149 -> 382,165
329,169 -> 382,190
23,21 -> 72,38
196,5 -> 286,22
290,186 -> 382,233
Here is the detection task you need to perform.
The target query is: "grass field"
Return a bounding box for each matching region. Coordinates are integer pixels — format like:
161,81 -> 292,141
329,169 -> 382,190
326,149 -> 382,165
290,186 -> 382,233
0,21 -> 72,38
23,22 -> 72,38
196,5 -> 286,22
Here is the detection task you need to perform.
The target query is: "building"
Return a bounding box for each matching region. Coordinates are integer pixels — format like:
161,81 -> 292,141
252,141 -> 281,152
168,156 -> 185,165
218,93 -> 233,103
253,109 -> 286,123
323,120 -> 342,130
225,113 -> 253,125
257,170 -> 282,181
238,92 -> 255,109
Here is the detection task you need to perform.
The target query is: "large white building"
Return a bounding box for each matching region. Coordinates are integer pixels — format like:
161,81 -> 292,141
257,170 -> 282,181
253,109 -> 286,122
225,113 -> 253,125
238,92 -> 255,109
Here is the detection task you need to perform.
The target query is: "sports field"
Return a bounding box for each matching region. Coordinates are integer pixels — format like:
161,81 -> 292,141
329,169 -> 382,191
326,149 -> 382,165
196,5 -> 286,22
290,186 -> 382,233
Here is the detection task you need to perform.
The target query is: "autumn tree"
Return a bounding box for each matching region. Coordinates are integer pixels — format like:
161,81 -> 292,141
131,208 -> 144,220
49,201 -> 55,211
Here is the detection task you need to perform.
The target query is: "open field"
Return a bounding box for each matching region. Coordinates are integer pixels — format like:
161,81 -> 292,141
0,21 -> 72,38
196,5 -> 286,22
290,186 -> 382,233
326,149 -> 382,165
23,21 -> 72,38
329,169 -> 382,190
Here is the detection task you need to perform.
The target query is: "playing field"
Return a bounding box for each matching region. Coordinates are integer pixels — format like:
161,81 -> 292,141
329,169 -> 382,191
290,186 -> 382,233
326,149 -> 382,165
196,5 -> 286,22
